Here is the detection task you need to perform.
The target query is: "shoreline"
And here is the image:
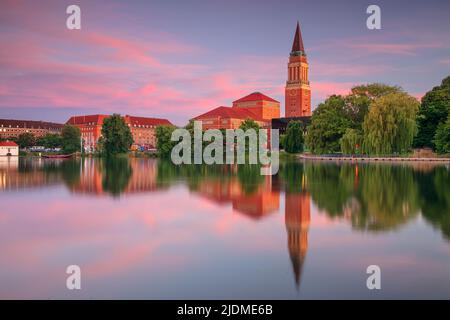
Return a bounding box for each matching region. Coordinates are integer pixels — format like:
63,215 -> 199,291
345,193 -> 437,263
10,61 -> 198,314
299,155 -> 450,163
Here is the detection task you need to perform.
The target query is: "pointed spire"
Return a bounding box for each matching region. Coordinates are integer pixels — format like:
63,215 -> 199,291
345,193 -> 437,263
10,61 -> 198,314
291,21 -> 305,55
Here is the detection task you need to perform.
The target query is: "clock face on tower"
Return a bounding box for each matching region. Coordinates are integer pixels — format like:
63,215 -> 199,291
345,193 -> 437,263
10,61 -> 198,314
289,89 -> 297,96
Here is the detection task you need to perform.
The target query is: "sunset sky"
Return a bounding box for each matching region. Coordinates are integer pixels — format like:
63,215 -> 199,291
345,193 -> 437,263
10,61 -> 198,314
1,0 -> 449,126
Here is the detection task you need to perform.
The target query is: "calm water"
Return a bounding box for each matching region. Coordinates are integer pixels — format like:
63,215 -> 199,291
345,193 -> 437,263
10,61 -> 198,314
0,156 -> 449,299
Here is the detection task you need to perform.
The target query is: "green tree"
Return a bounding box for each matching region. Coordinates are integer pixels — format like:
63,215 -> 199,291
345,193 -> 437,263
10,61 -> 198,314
349,83 -> 402,100
37,133 -> 62,149
414,76 -> 450,149
16,132 -> 35,148
344,83 -> 403,128
101,114 -> 133,155
284,120 -> 304,153
340,128 -> 362,154
306,95 -> 351,154
239,119 -> 261,155
433,114 -> 450,154
363,92 -> 419,155
239,118 -> 260,132
61,124 -> 81,154
279,134 -> 286,150
156,124 -> 176,158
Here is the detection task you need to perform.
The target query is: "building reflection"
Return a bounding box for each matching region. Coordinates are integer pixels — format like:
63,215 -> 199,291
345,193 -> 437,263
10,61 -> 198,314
285,191 -> 310,289
194,175 -> 280,219
0,157 -> 61,191
68,158 -> 158,196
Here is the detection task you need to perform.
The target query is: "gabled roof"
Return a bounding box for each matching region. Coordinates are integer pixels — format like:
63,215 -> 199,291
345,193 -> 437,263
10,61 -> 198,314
125,115 -> 173,126
193,106 -> 264,121
0,141 -> 18,147
66,114 -> 109,125
0,118 -> 63,130
233,92 -> 279,104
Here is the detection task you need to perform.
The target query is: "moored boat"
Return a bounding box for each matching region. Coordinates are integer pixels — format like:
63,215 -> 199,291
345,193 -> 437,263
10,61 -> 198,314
41,154 -> 73,159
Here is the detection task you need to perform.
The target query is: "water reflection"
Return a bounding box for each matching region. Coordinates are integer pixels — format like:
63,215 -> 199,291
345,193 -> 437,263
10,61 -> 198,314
2,158 -> 449,241
285,192 -> 310,289
1,157 -> 449,297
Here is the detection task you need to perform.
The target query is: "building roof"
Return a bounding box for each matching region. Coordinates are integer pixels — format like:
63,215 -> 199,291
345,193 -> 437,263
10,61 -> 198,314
233,92 -> 279,104
0,141 -> 18,147
124,115 -> 173,126
193,106 -> 264,121
291,21 -> 305,54
0,118 -> 63,130
66,114 -> 173,127
66,114 -> 109,125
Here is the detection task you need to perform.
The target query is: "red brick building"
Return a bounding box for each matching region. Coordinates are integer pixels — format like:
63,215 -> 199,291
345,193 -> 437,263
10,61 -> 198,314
66,114 -> 108,151
232,92 -> 280,122
123,115 -> 172,150
285,22 -> 311,117
66,114 -> 173,151
193,92 -> 280,130
0,118 -> 63,139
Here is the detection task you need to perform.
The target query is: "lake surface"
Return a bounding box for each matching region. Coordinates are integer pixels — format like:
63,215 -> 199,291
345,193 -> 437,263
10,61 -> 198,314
0,156 -> 449,299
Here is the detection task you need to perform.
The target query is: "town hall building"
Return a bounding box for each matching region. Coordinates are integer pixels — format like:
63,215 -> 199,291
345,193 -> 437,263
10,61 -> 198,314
194,21 -> 312,133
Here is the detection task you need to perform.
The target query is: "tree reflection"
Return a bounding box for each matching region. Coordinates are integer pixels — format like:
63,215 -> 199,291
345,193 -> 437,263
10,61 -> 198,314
305,162 -> 421,232
101,157 -> 133,197
416,166 -> 450,239
355,165 -> 420,232
305,163 -> 354,217
7,157 -> 450,241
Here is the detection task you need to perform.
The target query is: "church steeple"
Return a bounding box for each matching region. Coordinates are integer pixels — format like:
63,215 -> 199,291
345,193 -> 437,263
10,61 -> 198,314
290,21 -> 305,56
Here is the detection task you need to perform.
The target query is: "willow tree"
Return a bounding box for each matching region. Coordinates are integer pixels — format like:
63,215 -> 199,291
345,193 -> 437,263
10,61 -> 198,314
363,92 -> 419,155
340,128 -> 362,154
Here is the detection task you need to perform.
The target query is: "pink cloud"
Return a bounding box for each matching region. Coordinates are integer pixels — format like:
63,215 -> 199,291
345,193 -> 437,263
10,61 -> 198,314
312,62 -> 393,77
347,42 -> 442,56
311,81 -> 354,101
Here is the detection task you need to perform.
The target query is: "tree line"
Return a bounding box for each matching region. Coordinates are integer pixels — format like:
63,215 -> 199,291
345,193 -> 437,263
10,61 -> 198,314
1,124 -> 82,154
1,114 -> 136,156
306,77 -> 449,155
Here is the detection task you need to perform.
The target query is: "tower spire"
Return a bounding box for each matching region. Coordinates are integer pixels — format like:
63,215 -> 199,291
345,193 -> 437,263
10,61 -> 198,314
291,21 -> 305,55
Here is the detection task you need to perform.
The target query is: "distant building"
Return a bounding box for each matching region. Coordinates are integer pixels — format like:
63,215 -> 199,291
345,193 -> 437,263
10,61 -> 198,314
0,118 -> 63,139
0,141 -> 19,156
192,92 -> 280,130
66,114 -> 173,152
232,92 -> 280,122
285,21 -> 311,117
273,22 -> 312,133
66,114 -> 108,152
123,115 -> 172,150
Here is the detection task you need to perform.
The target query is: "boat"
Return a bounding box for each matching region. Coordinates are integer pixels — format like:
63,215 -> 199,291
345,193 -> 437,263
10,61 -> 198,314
41,154 -> 73,159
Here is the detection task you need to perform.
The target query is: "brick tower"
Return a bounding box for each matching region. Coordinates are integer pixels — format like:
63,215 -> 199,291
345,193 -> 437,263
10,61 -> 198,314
285,21 -> 311,117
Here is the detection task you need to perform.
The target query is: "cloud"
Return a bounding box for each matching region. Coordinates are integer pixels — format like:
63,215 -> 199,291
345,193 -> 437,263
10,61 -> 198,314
311,81 -> 354,101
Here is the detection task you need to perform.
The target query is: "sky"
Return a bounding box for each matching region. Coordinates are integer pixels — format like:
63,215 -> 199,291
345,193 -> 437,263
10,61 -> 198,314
0,0 -> 449,126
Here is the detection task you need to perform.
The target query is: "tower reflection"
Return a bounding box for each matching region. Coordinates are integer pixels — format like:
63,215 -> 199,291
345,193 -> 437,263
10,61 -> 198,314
285,191 -> 310,289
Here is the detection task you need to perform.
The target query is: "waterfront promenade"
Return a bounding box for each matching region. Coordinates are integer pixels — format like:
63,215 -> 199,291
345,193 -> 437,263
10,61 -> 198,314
299,155 -> 450,162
